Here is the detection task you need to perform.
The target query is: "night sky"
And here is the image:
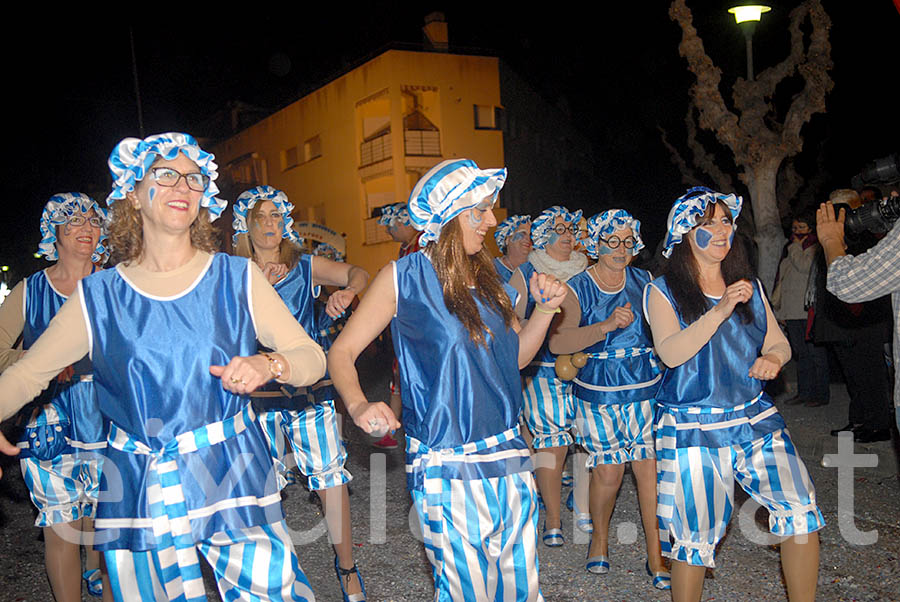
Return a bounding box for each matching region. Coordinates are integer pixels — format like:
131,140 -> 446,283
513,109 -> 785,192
4,1 -> 898,278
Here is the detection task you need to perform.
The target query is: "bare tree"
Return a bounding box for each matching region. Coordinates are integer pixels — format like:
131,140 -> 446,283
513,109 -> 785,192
669,0 -> 833,290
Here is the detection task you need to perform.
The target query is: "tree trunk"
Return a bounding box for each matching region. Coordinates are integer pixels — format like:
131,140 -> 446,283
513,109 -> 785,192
745,160 -> 785,293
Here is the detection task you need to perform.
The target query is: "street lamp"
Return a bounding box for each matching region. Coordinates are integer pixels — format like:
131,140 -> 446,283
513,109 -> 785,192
728,3 -> 771,80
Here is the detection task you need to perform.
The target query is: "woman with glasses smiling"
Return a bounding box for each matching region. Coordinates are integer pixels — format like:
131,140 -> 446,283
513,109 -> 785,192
0,133 -> 327,602
0,193 -> 108,601
549,210 -> 669,590
508,205 -> 590,547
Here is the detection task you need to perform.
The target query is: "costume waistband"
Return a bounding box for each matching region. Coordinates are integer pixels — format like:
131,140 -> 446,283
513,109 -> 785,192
405,426 -> 528,476
657,392 -> 764,416
586,346 -> 654,361
251,379 -> 333,400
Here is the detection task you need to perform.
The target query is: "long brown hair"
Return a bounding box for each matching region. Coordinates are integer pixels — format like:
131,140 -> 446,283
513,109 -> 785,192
106,197 -> 219,265
428,218 -> 516,346
232,201 -> 301,268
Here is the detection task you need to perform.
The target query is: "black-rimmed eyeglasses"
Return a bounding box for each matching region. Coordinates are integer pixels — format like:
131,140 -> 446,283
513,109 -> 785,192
148,167 -> 210,192
599,236 -> 636,249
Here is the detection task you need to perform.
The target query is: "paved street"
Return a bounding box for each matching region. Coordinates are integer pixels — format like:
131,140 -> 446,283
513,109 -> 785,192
1,354 -> 898,601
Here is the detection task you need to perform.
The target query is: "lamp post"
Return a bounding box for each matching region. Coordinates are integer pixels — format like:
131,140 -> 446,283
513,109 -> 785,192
728,4 -> 771,80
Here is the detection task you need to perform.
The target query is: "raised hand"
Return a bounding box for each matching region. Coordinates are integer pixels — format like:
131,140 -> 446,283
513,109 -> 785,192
261,262 -> 289,285
529,272 -> 567,312
600,301 -> 634,334
715,279 -> 753,320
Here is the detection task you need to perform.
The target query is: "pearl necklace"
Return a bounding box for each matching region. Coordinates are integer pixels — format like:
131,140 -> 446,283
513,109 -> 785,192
591,264 -> 625,291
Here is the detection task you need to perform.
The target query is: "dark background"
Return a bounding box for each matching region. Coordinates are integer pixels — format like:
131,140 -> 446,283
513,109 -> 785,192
3,1 -> 898,277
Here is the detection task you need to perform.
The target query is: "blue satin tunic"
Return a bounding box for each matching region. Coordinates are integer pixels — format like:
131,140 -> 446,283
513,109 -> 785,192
391,253 -> 529,487
256,255 -> 335,405
80,254 -> 282,550
567,267 -> 661,404
22,270 -> 103,450
645,276 -> 786,446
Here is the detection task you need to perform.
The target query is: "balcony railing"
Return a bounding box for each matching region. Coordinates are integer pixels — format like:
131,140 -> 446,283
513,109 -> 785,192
360,132 -> 392,167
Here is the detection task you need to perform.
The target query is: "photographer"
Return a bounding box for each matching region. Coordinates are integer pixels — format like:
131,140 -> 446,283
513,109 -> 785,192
817,194 -> 900,435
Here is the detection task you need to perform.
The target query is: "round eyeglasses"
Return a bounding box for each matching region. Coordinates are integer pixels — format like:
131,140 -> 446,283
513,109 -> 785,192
552,224 -> 580,236
599,236 -> 636,249
148,167 -> 210,192
66,215 -> 103,228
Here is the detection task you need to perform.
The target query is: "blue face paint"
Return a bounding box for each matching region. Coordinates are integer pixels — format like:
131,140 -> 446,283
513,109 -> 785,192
546,231 -> 560,246
694,227 -> 713,249
148,186 -> 157,208
597,245 -> 614,255
467,209 -> 484,228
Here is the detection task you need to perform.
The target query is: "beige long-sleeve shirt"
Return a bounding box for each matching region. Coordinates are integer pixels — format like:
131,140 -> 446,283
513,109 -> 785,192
0,281 -> 27,373
0,250 -> 326,422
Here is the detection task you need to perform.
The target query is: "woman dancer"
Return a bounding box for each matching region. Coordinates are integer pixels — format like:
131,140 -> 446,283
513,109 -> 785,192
232,185 -> 368,602
549,209 -> 668,589
509,205 -> 590,545
0,193 -> 107,600
493,214 -> 532,282
643,187 -> 824,602
329,159 -> 566,602
0,132 -> 327,602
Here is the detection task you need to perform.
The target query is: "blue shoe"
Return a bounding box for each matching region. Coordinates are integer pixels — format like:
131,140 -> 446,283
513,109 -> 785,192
586,555 -> 610,574
82,569 -> 103,597
646,560 -> 671,590
334,556 -> 367,602
566,490 -> 593,533
542,523 -> 565,547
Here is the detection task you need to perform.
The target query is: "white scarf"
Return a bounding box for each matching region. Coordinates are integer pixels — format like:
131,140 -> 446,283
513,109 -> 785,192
528,249 -> 588,282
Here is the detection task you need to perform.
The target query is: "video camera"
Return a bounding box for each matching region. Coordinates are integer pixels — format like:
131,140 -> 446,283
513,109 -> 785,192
845,154 -> 900,234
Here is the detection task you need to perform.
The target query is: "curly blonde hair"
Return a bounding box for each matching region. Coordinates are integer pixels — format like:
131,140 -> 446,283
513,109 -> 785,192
428,218 -> 515,346
106,196 -> 220,265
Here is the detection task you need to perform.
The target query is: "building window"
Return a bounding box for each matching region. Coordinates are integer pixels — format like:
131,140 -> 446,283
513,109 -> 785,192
225,152 -> 267,186
360,127 -> 392,167
474,105 -> 504,130
304,135 -> 322,162
404,110 -> 440,156
282,146 -> 299,171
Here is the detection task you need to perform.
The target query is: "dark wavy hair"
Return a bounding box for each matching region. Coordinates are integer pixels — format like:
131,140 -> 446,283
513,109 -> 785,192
659,204 -> 755,325
427,218 -> 516,346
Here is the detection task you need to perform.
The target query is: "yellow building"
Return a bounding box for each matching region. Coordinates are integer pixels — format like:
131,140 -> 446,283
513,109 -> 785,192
212,48 -> 510,279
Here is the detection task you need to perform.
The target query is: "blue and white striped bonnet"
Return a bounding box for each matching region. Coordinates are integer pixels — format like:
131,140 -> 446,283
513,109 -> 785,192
407,159 -> 507,244
531,206 -> 582,250
313,242 -> 344,262
106,132 -> 226,221
377,203 -> 411,228
584,209 -> 644,259
494,214 -> 532,253
39,193 -> 108,264
232,186 -> 302,248
663,186 -> 742,258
